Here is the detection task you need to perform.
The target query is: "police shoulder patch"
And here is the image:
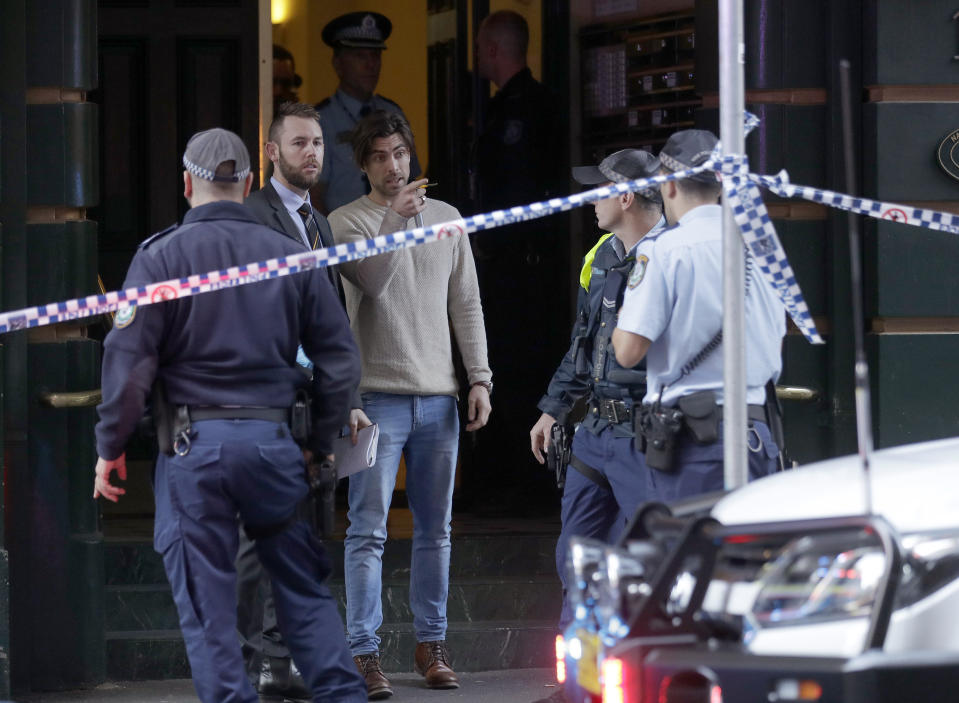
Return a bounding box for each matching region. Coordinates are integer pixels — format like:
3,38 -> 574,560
645,223 -> 676,242
114,305 -> 136,329
628,255 -> 649,289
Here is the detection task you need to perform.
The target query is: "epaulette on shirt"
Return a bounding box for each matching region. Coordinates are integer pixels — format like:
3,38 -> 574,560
138,223 -> 178,250
644,222 -> 677,242
377,94 -> 401,110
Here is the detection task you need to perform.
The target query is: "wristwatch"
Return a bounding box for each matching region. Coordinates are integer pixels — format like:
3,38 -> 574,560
471,380 -> 493,395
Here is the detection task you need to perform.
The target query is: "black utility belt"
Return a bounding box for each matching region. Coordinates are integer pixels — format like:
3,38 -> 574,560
187,406 -> 289,423
717,404 -> 768,425
636,390 -> 768,473
589,398 -> 634,425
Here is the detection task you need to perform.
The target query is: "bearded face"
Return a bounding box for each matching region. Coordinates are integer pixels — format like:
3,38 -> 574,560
271,116 -> 324,193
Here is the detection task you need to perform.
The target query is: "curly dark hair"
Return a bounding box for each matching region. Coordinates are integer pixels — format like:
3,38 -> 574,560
349,110 -> 416,169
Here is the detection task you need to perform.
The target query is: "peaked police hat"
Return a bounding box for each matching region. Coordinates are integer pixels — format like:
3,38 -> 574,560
322,12 -> 392,50
572,148 -> 662,203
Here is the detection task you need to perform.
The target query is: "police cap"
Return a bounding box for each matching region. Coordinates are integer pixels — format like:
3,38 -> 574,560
322,12 -> 392,50
658,129 -> 719,184
182,128 -> 251,183
572,149 -> 662,203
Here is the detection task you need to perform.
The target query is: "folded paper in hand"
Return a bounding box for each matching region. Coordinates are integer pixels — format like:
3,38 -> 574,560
332,423 -> 379,479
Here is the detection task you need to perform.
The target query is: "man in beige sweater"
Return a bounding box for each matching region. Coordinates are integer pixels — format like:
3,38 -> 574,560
328,111 -> 492,700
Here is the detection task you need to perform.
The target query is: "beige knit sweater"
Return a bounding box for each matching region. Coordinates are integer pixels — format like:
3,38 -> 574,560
328,196 -> 492,397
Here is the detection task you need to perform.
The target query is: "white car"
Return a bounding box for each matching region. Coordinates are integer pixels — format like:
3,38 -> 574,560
563,437 -> 959,703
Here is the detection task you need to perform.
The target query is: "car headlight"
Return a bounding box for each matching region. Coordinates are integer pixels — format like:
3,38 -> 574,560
748,529 -> 959,631
566,537 -> 606,623
749,532 -> 885,628
595,541 -> 662,640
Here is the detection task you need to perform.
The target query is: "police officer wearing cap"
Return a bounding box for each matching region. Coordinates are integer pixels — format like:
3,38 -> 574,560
93,127 -> 367,703
613,129 -> 785,502
529,149 -> 665,633
313,11 -> 421,215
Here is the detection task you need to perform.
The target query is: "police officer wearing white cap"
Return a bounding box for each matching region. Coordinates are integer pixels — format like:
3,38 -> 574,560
93,128 -> 367,703
612,129 -> 785,502
313,11 -> 421,215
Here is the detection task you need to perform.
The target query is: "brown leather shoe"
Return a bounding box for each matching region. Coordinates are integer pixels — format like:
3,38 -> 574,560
414,640 -> 460,689
353,653 -> 393,700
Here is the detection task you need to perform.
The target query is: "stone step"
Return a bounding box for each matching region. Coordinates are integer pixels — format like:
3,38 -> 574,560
105,577 -> 562,632
106,621 -> 557,680
105,534 -> 558,586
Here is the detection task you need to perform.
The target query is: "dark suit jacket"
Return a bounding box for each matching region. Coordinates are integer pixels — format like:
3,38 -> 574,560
245,181 -> 361,410
245,180 -> 335,252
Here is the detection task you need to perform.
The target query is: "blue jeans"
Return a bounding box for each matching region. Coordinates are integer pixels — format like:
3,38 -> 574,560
153,419 -> 365,703
557,425 -> 649,630
344,393 -> 459,655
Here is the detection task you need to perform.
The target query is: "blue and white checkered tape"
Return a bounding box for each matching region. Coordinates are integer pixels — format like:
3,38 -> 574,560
2,113 -> 956,343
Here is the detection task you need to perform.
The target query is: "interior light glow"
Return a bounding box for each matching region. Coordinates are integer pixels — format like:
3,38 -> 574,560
271,0 -> 289,25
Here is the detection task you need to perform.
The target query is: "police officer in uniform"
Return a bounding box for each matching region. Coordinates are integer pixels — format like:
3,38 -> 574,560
529,150 -> 665,633
93,128 -> 366,703
613,129 -> 785,502
469,10 -> 568,511
313,12 -> 421,215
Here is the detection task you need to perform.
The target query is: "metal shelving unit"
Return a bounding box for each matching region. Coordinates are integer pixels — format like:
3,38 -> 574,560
580,11 -> 700,160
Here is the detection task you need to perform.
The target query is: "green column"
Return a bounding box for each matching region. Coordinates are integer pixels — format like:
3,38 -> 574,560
2,0 -> 105,691
0,0 -> 27,696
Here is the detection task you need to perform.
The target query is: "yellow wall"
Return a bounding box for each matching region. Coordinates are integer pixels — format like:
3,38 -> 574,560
273,0 -> 544,173
273,0 -> 431,171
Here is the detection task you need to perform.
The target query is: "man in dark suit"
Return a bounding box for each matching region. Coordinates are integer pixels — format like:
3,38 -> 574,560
246,102 -> 340,293
240,101 -> 359,700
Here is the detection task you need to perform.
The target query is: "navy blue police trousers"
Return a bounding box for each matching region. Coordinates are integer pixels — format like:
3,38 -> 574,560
152,418 -> 366,703
646,420 -> 779,503
557,424 -> 649,630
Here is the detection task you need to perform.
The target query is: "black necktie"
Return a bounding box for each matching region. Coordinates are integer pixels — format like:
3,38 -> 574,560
297,203 -> 342,299
296,202 -> 320,250
359,104 -> 372,118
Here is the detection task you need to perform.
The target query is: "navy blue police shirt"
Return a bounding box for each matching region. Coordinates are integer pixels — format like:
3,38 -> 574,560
95,200 -> 360,460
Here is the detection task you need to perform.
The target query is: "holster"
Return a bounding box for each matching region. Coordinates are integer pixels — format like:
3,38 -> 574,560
765,380 -> 787,470
290,389 -> 312,445
546,422 -> 573,489
636,404 -> 683,473
151,379 -> 175,456
306,458 -> 337,539
677,390 -> 720,444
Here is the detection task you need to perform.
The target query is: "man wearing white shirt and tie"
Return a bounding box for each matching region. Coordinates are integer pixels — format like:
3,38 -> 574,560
241,101 -> 365,699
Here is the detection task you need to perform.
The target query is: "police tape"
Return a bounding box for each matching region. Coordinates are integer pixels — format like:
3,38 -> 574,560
2,135 -> 957,342
752,169 -> 959,236
0,169 -> 699,336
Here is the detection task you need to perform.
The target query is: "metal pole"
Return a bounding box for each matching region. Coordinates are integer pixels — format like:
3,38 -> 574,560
719,0 -> 748,489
